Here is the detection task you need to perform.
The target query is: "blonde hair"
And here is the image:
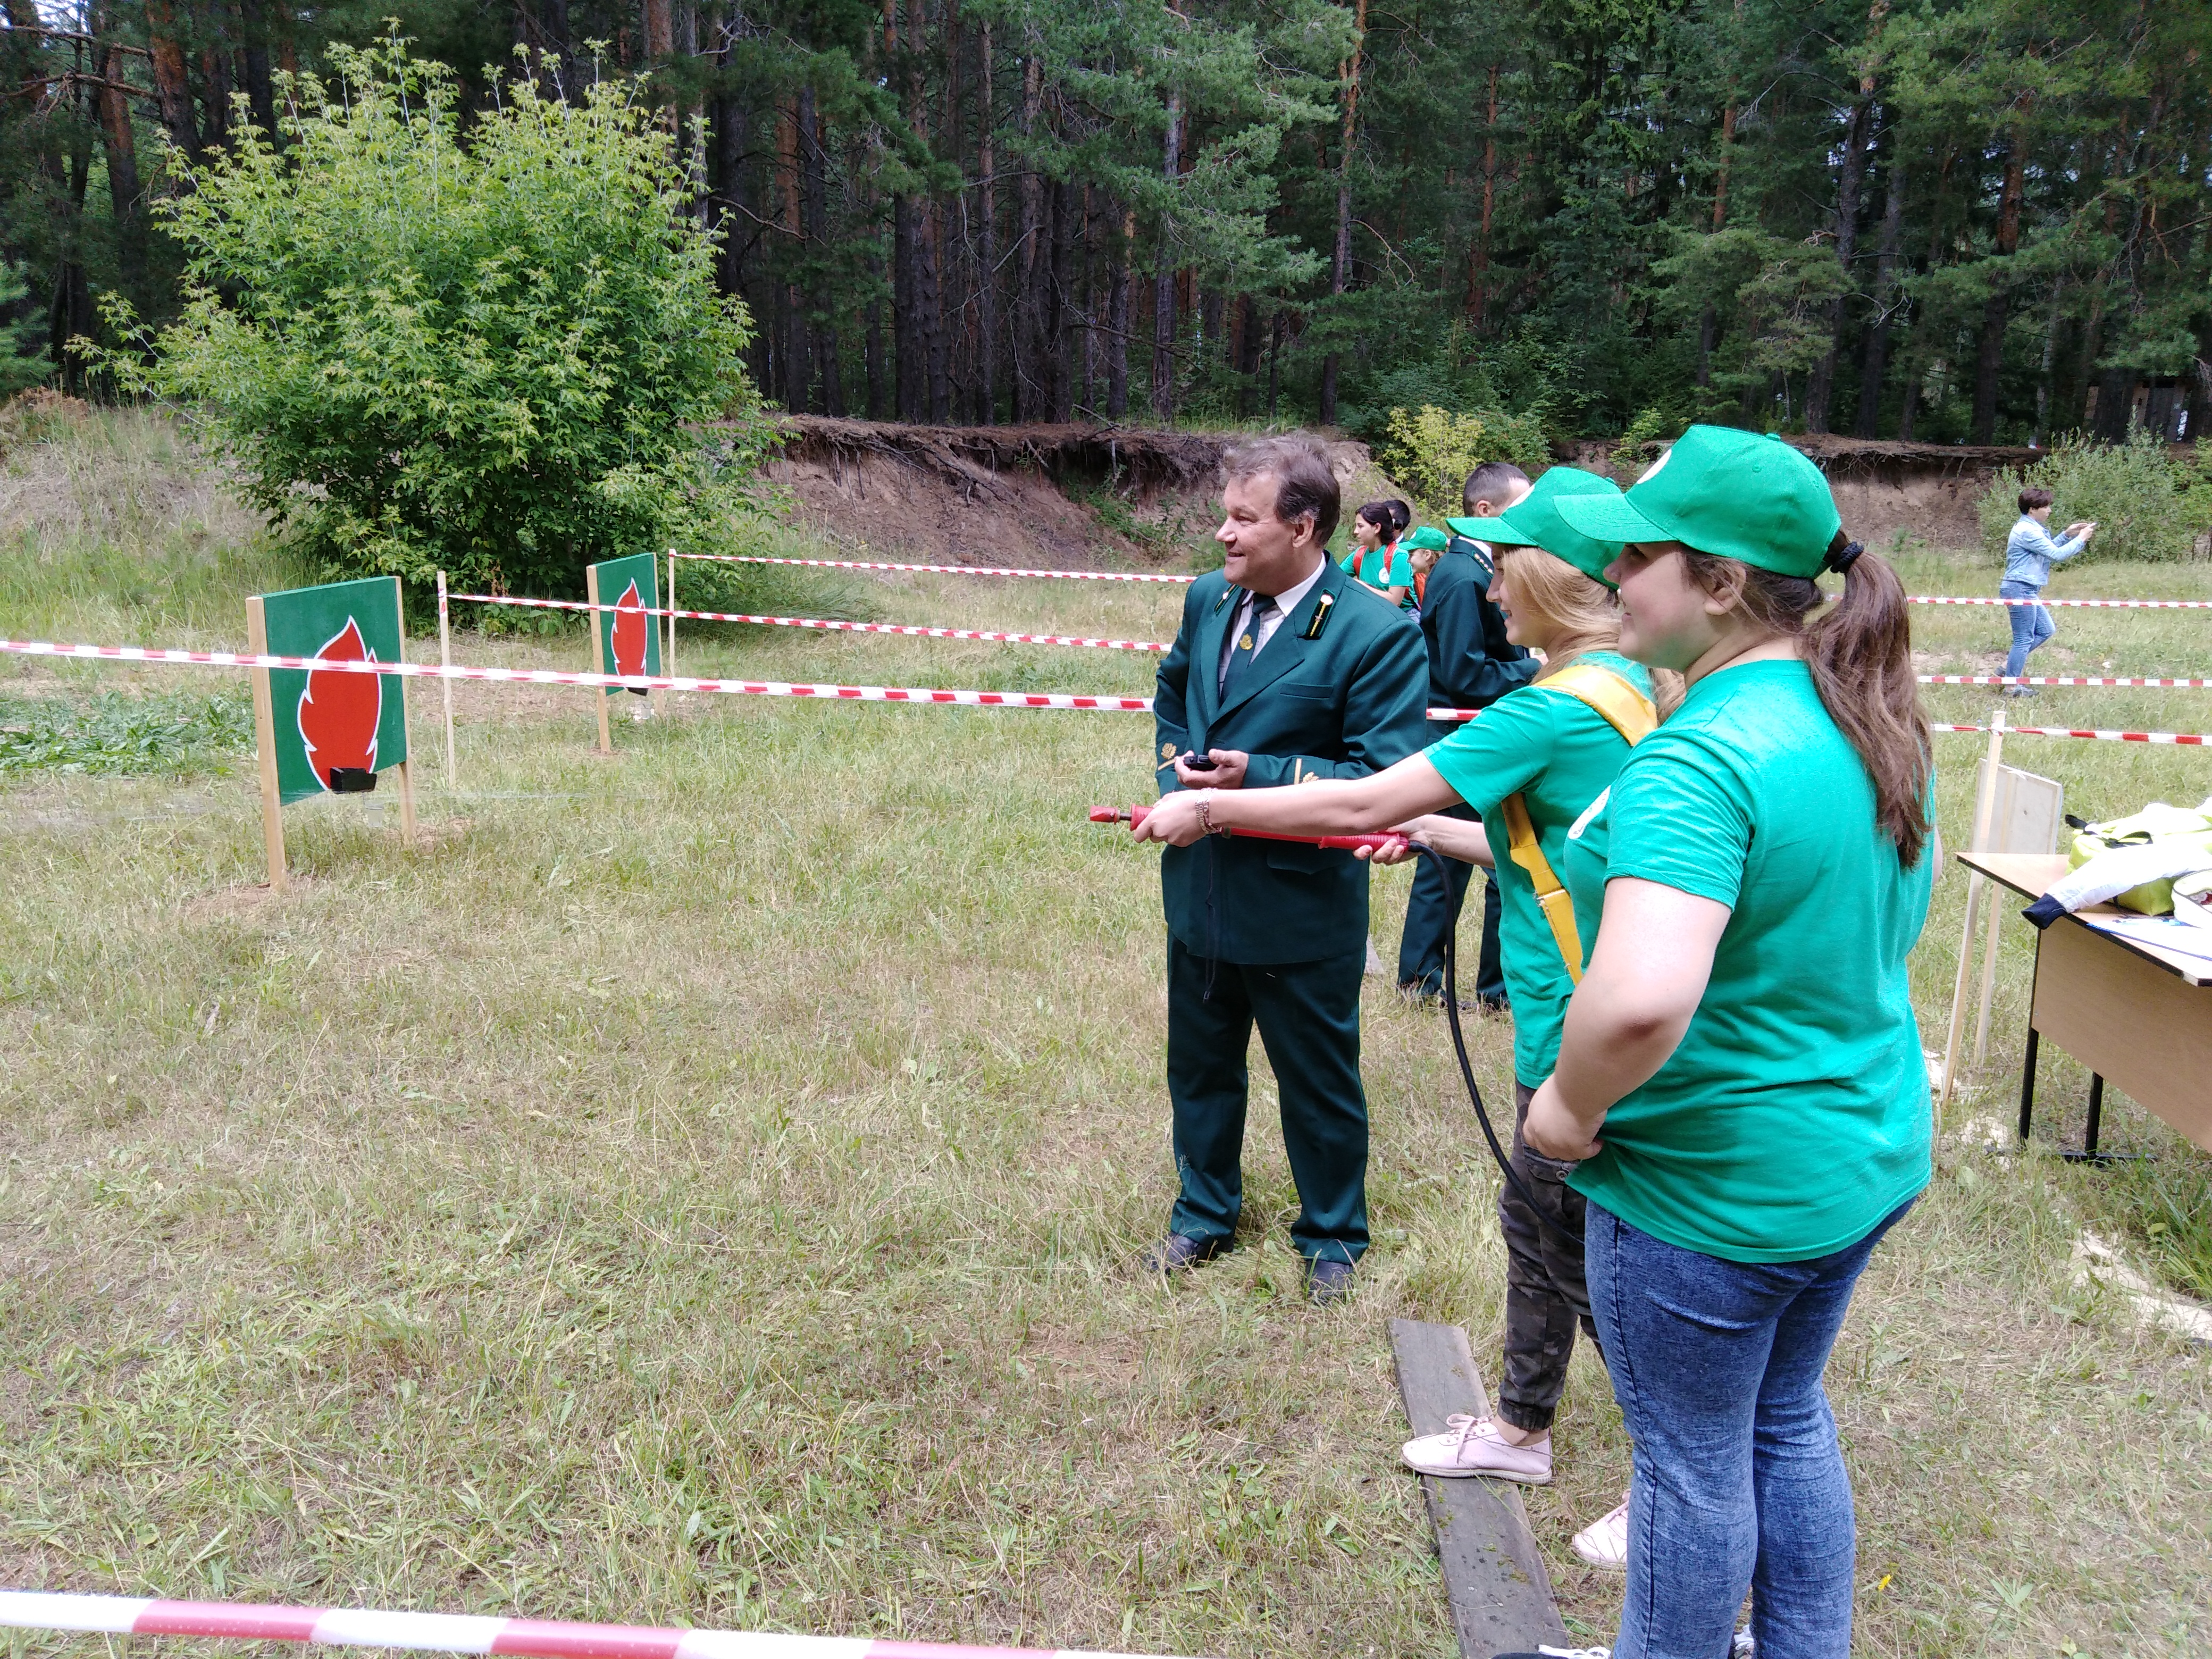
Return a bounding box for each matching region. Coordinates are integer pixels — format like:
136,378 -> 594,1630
1496,545 -> 1683,717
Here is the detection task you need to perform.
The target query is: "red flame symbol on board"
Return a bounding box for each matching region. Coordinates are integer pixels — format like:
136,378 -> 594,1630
298,617 -> 380,787
611,580 -> 649,678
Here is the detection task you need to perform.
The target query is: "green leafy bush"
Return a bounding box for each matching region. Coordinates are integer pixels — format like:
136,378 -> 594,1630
1977,432 -> 2212,565
99,37 -> 769,599
1378,404 -> 1550,518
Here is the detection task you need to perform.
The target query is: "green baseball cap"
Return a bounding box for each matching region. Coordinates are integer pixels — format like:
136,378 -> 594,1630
1550,424 -> 1841,580
1404,525 -> 1448,552
1448,466 -> 1627,587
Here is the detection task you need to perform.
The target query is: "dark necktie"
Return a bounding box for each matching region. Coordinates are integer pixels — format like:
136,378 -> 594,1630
1219,593 -> 1278,696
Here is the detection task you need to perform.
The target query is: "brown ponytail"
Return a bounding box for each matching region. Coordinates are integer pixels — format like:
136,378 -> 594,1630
1684,531 -> 1932,865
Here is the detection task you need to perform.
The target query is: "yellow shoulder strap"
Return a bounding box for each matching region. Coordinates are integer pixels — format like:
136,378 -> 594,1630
1501,664 -> 1657,982
1534,661 -> 1658,744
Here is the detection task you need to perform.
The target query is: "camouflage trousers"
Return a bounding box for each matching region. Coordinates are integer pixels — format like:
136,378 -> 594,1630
1495,1080 -> 1602,1433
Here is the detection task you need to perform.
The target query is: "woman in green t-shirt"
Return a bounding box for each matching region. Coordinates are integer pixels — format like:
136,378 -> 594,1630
1515,424 -> 1934,1659
1340,500 -> 1414,606
1129,465 -> 1669,1569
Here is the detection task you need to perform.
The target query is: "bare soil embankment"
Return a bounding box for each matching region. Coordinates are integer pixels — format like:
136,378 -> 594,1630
752,418 -> 1405,568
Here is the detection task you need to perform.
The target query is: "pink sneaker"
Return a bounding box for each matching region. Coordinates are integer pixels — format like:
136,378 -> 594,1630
1571,1495 -> 1629,1570
1399,1414 -> 1553,1484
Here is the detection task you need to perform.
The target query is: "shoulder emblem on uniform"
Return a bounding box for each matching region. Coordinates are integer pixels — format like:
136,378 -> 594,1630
1300,592 -> 1335,640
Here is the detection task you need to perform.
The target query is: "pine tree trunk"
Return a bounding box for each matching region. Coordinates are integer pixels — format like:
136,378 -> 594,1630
143,0 -> 201,161
92,3 -> 144,290
802,92 -> 844,416
643,0 -> 672,58
1466,62 -> 1496,323
1970,100 -> 2032,443
1150,92 -> 1180,425
1854,154 -> 1906,436
975,20 -> 997,424
1050,177 -> 1074,421
1805,91 -> 1874,433
1107,204 -> 1131,419
778,94 -> 810,410
1695,99 -> 1736,392
239,0 -> 276,136
200,26 -> 232,152
1014,49 -> 1045,421
1318,0 -> 1364,427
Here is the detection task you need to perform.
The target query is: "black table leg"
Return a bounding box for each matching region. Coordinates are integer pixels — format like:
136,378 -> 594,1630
2083,1074 -> 2105,1158
2016,1026 -> 2040,1144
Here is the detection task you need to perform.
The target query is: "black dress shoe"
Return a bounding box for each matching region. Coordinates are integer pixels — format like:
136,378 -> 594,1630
1142,1233 -> 1225,1275
1306,1257 -> 1356,1305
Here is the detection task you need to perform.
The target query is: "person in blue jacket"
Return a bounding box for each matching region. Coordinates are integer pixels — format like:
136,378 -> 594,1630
1396,460 -> 1540,1007
1999,485 -> 2097,695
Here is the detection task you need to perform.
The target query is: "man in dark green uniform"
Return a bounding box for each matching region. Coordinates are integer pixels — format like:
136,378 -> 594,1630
1145,435 -> 1430,1304
1395,460 -> 1538,1006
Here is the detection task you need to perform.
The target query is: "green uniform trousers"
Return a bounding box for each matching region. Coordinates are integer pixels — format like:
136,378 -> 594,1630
1166,936 -> 1369,1265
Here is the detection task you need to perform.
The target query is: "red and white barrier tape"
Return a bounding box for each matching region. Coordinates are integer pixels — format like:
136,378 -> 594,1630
673,554 -> 1196,584
18,642 -> 2211,738
0,1590 -> 1179,1659
0,641 -> 1154,713
1927,722 -> 2207,745
1918,674 -> 2209,688
672,558 -> 2210,609
447,594 -> 1170,652
1906,594 -> 2212,609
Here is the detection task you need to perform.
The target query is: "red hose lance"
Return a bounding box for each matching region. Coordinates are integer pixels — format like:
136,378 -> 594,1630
1090,805 -> 1404,854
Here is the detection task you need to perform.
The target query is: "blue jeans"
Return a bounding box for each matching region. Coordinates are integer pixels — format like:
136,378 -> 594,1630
1586,1198 -> 1915,1659
2002,579 -> 2054,678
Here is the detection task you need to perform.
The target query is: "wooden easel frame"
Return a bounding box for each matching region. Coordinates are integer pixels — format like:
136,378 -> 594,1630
247,577 -> 416,891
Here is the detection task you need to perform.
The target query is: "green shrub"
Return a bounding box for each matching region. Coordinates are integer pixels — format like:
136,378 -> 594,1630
1976,432 -> 2212,565
1611,405 -> 1682,480
1378,404 -> 1550,519
97,36 -> 770,600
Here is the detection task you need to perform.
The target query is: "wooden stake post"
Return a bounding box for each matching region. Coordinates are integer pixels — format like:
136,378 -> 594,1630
437,569 -> 458,790
665,549 -> 677,684
246,596 -> 288,891
587,563 -> 615,755
392,587 -> 417,847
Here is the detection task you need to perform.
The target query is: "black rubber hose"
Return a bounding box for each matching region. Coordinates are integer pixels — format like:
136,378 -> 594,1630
1420,842 -> 1586,1245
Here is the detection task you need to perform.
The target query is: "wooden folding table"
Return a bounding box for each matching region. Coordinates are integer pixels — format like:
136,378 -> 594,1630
1957,851 -> 2212,1157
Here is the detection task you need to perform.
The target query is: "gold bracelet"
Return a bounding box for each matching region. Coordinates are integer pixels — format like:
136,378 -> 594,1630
1198,793 -> 1221,836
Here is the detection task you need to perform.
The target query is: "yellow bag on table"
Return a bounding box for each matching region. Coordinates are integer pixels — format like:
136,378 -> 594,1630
2065,796 -> 2212,915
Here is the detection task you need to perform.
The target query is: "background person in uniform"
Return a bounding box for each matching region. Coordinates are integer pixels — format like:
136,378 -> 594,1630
1142,435 -> 1430,1305
1340,499 -> 1414,606
1396,460 -> 1539,1007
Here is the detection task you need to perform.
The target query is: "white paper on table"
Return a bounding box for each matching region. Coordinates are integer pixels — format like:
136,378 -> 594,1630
2086,912 -> 2212,967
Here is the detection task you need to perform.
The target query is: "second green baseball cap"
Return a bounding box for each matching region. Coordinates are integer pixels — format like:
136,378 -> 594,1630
1550,424 -> 1841,580
1448,466 -> 1627,587
1404,525 -> 1448,552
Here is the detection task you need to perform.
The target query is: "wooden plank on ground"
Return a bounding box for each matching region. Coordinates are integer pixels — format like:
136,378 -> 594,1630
1390,1317 -> 1569,1658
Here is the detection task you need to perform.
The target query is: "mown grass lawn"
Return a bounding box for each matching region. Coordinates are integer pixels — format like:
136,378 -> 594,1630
3,418 -> 2209,1657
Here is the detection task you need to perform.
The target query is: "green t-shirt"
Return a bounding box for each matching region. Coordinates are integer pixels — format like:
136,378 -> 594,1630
1425,651 -> 1652,1087
1340,543 -> 1414,600
1560,659 -> 1933,1263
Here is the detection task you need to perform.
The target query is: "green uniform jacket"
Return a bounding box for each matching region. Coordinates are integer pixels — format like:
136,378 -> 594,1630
1420,537 -> 1538,718
1153,560 -> 1431,963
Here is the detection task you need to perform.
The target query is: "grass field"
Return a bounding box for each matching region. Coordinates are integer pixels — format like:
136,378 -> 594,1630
3,412 -> 2210,1658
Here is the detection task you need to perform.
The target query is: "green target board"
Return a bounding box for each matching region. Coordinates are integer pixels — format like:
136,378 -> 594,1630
256,575 -> 410,805
588,552 -> 663,685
